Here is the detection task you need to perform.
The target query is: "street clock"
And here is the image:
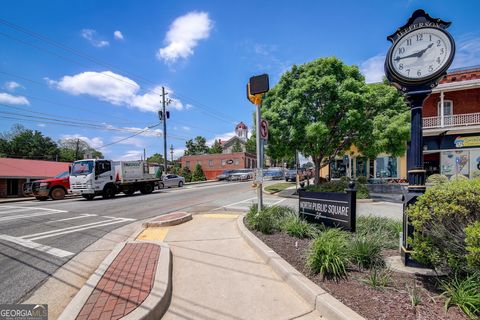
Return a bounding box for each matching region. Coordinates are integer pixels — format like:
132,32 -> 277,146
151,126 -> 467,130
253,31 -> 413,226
385,9 -> 455,92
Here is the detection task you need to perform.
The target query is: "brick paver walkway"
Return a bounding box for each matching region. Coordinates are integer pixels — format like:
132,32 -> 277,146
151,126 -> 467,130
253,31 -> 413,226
76,243 -> 160,320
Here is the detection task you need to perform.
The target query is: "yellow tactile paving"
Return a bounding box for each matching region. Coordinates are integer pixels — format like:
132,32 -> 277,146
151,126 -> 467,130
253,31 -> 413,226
198,213 -> 239,219
136,227 -> 169,241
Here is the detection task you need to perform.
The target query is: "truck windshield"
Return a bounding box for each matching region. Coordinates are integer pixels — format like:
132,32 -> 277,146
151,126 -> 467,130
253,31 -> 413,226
71,161 -> 94,175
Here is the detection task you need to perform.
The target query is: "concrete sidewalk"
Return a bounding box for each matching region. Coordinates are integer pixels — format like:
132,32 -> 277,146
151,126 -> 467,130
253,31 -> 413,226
162,213 -> 322,320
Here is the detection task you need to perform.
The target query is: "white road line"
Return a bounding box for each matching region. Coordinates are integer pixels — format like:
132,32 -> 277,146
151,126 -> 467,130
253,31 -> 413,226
27,219 -> 133,241
0,206 -> 67,213
272,198 -> 287,205
212,197 -> 256,211
0,207 -> 40,215
46,214 -> 97,223
0,234 -> 74,258
0,211 -> 64,222
103,216 -> 136,221
21,218 -> 129,239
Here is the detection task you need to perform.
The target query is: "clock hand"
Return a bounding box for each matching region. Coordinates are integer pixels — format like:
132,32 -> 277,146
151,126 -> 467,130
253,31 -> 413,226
394,43 -> 435,62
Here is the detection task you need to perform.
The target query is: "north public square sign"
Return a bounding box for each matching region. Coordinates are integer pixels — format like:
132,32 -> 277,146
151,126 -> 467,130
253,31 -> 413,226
299,189 -> 356,232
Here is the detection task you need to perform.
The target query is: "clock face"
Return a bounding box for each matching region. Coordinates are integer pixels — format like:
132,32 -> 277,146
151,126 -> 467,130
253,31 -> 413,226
390,27 -> 453,81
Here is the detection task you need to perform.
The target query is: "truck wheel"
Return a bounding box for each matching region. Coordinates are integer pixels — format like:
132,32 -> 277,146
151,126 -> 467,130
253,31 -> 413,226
50,187 -> 66,200
140,183 -> 154,194
178,181 -> 184,187
82,195 -> 95,200
102,185 -> 116,199
35,196 -> 48,201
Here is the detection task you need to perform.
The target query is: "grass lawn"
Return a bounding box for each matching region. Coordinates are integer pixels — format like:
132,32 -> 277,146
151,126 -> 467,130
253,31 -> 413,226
264,182 -> 295,194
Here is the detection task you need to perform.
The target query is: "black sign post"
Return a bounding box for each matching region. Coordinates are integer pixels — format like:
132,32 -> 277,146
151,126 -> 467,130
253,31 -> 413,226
384,10 -> 455,266
299,181 -> 356,232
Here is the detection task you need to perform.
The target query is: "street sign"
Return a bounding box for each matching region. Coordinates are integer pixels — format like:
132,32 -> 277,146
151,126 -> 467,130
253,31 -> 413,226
249,74 -> 269,95
260,120 -> 268,140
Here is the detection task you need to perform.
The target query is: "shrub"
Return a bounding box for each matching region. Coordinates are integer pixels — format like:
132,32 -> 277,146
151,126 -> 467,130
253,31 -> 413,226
441,273 -> 480,319
349,235 -> 383,269
450,174 -> 469,181
465,221 -> 480,270
407,179 -> 480,273
362,267 -> 391,289
246,205 -> 295,234
192,163 -> 206,181
306,228 -> 349,280
356,176 -> 368,184
426,174 -> 449,185
282,216 -> 318,239
356,215 -> 402,249
181,166 -> 192,182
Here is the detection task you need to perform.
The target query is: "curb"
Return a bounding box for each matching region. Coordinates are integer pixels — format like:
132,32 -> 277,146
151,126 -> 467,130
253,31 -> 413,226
58,241 -> 172,320
142,212 -> 192,228
236,215 -> 364,320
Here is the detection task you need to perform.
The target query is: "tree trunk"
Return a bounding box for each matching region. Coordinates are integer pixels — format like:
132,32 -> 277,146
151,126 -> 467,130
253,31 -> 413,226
313,157 -> 321,185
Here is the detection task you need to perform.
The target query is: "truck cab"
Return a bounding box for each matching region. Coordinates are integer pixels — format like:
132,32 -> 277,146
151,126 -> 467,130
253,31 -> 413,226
32,171 -> 70,201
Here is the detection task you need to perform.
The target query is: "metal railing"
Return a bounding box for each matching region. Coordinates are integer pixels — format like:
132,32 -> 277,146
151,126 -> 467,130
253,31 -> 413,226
423,112 -> 480,129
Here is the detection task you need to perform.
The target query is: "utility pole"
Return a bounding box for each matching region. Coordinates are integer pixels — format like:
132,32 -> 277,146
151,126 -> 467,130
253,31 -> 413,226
255,103 -> 263,212
170,145 -> 174,163
162,87 -> 168,174
75,138 -> 79,160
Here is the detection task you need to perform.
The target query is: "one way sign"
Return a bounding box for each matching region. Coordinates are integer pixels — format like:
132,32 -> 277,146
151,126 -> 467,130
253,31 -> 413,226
260,120 -> 268,141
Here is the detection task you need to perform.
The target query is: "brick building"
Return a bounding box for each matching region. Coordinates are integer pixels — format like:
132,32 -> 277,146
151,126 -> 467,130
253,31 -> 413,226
0,158 -> 70,197
180,152 -> 256,180
180,122 -> 256,180
322,65 -> 480,180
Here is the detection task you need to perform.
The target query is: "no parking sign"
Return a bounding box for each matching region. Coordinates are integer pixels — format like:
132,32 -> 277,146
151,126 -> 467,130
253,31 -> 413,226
260,120 -> 268,141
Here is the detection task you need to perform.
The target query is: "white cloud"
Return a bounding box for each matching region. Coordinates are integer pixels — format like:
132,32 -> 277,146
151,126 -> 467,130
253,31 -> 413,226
81,29 -> 110,48
122,126 -> 163,137
111,136 -> 145,148
172,147 -> 186,159
451,34 -> 480,69
60,134 -> 104,149
37,123 -> 46,127
3,81 -> 23,91
113,30 -> 124,41
206,131 -> 236,146
181,126 -> 191,131
360,54 -> 385,83
157,11 -> 213,63
0,92 -> 30,105
49,71 -> 185,112
119,150 -> 144,161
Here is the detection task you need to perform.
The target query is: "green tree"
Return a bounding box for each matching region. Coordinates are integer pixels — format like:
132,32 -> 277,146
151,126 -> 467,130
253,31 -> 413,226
232,139 -> 243,152
147,153 -> 164,164
181,166 -> 192,182
245,135 -> 256,153
184,136 -> 209,155
192,163 -> 206,181
209,139 -> 223,154
262,57 -> 409,184
58,138 -> 103,162
2,125 -> 59,160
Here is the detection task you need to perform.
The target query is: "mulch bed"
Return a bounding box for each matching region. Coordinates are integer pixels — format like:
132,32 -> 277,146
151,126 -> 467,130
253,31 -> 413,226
252,229 -> 467,320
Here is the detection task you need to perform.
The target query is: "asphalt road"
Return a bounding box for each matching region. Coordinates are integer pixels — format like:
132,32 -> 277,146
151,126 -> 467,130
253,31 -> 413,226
0,180 -> 289,304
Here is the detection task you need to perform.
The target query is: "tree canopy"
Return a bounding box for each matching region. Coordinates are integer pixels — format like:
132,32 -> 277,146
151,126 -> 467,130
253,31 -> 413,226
232,139 -> 243,152
184,136 -> 209,155
261,57 -> 409,184
58,138 -> 103,162
147,153 -> 164,164
209,139 -> 223,154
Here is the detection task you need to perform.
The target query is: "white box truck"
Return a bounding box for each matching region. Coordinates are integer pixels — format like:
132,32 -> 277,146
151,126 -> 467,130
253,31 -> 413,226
69,159 -> 161,200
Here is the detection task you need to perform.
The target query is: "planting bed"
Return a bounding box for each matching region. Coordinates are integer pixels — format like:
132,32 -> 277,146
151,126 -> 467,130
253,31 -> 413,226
252,230 -> 467,320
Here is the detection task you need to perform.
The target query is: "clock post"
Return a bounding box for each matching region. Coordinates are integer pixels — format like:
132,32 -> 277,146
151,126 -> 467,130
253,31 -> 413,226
384,9 -> 455,266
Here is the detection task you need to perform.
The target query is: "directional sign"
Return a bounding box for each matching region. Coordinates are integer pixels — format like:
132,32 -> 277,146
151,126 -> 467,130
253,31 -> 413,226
260,120 -> 268,140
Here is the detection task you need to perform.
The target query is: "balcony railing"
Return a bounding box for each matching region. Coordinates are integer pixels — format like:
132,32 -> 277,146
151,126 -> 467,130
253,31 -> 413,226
423,112 -> 480,129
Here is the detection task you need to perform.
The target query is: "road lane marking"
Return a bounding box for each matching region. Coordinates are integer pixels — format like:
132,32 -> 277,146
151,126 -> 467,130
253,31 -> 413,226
272,198 -> 287,205
46,214 -> 97,223
25,218 -> 136,241
0,234 -> 74,258
0,211 -> 65,222
212,197 -> 256,211
136,227 -> 169,241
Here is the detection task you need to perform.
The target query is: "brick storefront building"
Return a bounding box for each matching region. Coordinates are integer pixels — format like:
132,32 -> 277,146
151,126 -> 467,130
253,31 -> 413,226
180,152 -> 256,180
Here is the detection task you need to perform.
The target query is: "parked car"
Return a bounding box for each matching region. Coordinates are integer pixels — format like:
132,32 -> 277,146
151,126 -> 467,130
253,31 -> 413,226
285,169 -> 305,182
216,170 -> 235,181
264,168 -> 284,180
32,171 -> 70,201
158,174 -> 185,189
228,169 -> 253,181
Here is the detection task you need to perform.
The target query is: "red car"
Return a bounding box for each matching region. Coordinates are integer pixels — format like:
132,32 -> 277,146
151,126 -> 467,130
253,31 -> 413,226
32,171 -> 70,201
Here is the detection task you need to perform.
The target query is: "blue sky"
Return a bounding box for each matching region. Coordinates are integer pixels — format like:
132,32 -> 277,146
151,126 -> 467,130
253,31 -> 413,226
0,0 -> 479,160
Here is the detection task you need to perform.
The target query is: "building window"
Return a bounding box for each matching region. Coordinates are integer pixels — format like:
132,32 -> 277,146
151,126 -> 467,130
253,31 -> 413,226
437,100 -> 453,116
330,159 -> 347,179
234,158 -> 239,165
209,160 -> 214,167
7,179 -> 19,196
355,157 -> 368,178
247,158 -> 251,168
221,159 -> 226,166
185,161 -> 190,168
375,156 -> 398,178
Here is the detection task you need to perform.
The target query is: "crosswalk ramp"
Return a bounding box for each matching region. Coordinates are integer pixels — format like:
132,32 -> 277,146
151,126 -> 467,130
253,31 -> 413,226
0,205 -> 136,258
213,196 -> 288,211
